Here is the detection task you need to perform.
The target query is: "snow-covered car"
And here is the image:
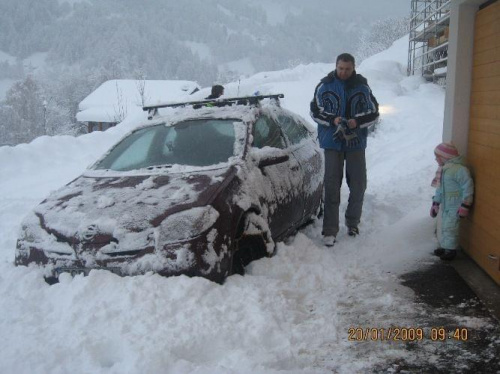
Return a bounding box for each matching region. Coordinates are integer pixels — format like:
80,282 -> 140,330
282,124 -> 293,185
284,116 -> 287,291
15,95 -> 323,283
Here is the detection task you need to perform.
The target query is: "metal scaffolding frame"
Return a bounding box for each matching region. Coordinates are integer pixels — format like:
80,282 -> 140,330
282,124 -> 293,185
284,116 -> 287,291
408,0 -> 451,84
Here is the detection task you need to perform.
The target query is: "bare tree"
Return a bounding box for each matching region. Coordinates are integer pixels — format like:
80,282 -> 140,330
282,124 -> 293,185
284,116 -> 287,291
134,71 -> 148,108
112,81 -> 128,123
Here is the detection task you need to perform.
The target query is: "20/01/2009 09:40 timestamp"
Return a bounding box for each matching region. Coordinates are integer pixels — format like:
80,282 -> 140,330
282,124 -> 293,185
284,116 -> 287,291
347,327 -> 469,342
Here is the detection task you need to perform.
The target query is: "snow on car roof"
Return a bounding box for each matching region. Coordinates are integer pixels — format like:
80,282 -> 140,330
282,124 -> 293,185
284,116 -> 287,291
143,94 -> 284,121
136,96 -> 285,131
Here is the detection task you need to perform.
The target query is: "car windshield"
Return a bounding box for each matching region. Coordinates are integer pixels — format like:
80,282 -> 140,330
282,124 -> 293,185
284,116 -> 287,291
94,119 -> 241,171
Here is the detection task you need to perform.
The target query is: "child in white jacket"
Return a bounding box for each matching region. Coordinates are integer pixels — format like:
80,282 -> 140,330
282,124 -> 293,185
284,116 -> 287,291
430,143 -> 474,260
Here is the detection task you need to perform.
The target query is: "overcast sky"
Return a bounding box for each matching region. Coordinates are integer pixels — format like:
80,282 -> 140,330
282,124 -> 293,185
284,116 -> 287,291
335,0 -> 412,18
251,0 -> 412,21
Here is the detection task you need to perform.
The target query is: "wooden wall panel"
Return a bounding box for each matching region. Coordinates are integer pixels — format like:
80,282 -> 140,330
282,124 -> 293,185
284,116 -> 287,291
476,2 -> 500,25
474,16 -> 500,40
468,128 -> 500,148
461,221 -> 500,258
463,245 -> 500,285
471,92 -> 500,105
463,1 -> 500,285
473,47 -> 500,66
471,77 -> 500,93
469,104 -> 500,119
473,34 -> 500,54
471,63 -> 500,79
471,165 -> 500,188
470,118 -> 500,134
468,142 -> 500,162
470,193 -> 500,230
461,223 -> 500,285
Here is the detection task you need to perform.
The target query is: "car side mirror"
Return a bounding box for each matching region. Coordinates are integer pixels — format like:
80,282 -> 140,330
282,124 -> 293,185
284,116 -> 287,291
258,154 -> 289,168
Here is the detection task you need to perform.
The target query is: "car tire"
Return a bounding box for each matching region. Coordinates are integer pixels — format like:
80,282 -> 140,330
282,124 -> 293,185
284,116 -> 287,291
231,212 -> 273,276
305,196 -> 323,225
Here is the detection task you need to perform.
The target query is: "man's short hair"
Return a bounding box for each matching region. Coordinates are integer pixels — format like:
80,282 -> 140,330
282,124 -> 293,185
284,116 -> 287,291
336,53 -> 355,65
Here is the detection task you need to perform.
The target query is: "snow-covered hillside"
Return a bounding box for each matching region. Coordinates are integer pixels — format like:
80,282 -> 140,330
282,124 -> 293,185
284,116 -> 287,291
0,36 -> 480,373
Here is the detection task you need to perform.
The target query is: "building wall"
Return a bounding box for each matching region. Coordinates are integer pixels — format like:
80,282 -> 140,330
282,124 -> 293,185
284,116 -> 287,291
461,0 -> 500,285
442,0 -> 480,154
444,0 -> 500,285
86,122 -> 117,133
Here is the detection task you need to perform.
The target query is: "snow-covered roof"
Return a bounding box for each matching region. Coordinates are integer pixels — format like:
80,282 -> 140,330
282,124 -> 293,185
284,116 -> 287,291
76,79 -> 200,123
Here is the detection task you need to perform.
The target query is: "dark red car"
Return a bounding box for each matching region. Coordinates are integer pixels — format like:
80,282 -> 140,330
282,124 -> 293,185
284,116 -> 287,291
15,95 -> 323,283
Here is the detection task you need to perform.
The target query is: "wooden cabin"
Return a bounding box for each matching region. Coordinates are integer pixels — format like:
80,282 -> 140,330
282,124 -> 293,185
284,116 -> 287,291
77,79 -> 200,133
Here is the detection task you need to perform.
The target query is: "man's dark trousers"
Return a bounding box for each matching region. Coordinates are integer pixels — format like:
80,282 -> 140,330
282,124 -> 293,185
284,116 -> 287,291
323,149 -> 367,237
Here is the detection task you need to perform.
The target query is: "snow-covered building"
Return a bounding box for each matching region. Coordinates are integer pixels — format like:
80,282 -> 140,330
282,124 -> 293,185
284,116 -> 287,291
76,80 -> 200,133
442,0 -> 499,285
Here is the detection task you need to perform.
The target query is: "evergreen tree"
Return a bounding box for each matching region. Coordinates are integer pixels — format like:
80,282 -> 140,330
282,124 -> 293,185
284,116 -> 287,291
0,0 -> 410,145
356,17 -> 410,62
2,76 -> 46,144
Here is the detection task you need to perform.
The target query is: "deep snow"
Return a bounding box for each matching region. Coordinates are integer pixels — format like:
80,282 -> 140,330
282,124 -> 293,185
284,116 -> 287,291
0,36 -> 495,373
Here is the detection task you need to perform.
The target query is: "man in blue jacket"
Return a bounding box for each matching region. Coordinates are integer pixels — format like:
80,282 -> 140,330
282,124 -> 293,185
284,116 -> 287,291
310,53 -> 379,247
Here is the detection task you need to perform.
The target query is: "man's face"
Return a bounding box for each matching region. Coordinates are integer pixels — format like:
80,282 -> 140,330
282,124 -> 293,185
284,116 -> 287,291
336,60 -> 354,80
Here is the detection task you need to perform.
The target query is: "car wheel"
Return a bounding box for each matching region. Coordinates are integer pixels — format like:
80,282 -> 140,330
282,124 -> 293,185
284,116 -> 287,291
231,212 -> 274,276
304,196 -> 323,225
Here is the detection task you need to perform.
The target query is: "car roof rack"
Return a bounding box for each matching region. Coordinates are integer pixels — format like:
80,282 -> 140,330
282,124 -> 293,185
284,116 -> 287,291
143,94 -> 284,120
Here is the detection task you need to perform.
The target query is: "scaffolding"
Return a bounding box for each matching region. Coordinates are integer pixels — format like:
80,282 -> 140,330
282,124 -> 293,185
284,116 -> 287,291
408,0 -> 451,84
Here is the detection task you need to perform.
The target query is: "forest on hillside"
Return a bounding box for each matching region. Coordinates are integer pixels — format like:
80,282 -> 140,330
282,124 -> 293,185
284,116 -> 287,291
0,0 -> 409,145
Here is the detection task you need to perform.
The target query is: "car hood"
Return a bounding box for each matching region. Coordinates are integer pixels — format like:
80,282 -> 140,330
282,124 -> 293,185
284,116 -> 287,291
33,167 -> 236,242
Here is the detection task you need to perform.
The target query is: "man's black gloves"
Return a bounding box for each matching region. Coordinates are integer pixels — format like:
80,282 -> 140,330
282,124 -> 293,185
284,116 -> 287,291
332,118 -> 360,147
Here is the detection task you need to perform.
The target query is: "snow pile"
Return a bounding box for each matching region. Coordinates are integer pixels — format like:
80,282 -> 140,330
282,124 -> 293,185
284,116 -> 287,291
0,36 -> 455,373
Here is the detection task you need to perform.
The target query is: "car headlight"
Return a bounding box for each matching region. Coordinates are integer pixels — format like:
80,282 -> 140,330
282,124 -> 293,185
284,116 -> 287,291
158,206 -> 219,245
18,224 -> 34,244
17,213 -> 41,243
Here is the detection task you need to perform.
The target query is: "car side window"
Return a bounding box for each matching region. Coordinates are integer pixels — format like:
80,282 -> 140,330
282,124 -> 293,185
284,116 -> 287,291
277,114 -> 310,145
252,116 -> 286,149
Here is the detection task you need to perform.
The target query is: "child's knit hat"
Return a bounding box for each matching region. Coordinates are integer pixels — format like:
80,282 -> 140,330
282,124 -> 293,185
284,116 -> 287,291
434,142 -> 459,160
